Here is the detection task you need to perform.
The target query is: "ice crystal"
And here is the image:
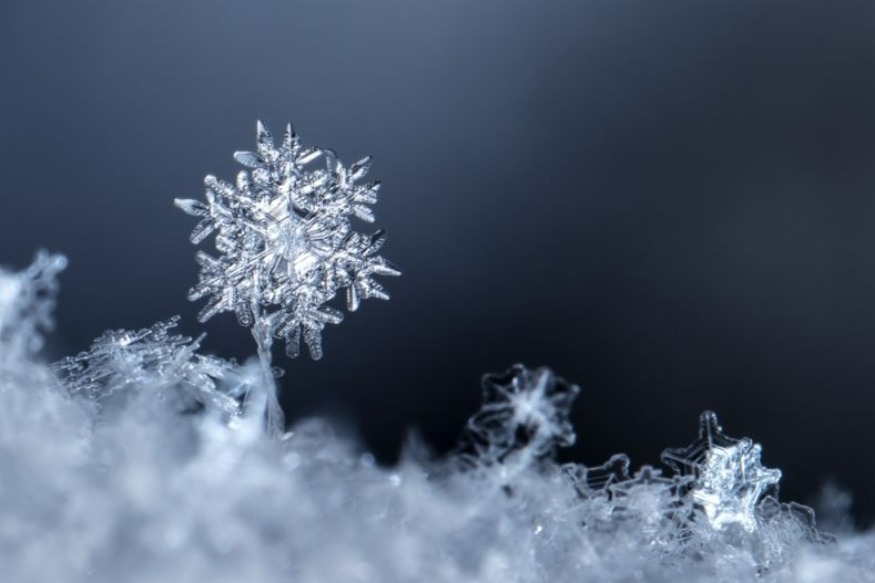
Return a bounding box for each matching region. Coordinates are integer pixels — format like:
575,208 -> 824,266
175,121 -> 400,360
56,317 -> 245,419
0,251 -> 66,358
455,364 -> 580,474
562,454 -> 632,497
662,411 -> 783,532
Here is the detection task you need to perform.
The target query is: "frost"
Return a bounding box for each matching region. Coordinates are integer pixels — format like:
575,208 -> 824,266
2,323 -> 875,582
55,317 -> 247,420
0,250 -> 66,358
454,364 -> 579,476
175,121 -> 399,361
608,466 -> 693,544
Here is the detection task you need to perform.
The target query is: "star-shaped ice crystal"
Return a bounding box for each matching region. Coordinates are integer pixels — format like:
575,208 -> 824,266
661,411 -> 781,532
175,121 -> 399,360
456,364 -> 580,469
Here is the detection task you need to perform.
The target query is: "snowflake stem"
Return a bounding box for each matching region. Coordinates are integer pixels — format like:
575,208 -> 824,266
249,307 -> 284,437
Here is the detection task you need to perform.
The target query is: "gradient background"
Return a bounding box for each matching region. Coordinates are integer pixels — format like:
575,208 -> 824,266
3,1 -> 875,523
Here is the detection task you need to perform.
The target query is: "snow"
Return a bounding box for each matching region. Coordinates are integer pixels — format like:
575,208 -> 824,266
1,124 -> 873,582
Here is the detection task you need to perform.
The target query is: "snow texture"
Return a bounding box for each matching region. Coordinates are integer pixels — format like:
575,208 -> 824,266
175,121 -> 399,361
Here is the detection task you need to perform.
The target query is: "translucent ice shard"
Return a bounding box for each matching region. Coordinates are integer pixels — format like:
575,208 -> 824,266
662,411 -> 782,532
175,121 -> 399,360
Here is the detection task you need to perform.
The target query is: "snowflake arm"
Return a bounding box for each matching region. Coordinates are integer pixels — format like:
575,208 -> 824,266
562,454 -> 631,498
0,251 -> 66,357
330,230 -> 401,312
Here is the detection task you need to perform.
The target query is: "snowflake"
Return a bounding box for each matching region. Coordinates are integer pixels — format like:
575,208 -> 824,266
175,121 -> 400,360
56,317 -> 244,418
562,454 -> 631,498
0,251 -> 66,357
661,411 -> 782,532
456,364 -> 580,470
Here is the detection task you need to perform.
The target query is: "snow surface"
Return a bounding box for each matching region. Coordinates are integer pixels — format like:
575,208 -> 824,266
2,254 -> 875,583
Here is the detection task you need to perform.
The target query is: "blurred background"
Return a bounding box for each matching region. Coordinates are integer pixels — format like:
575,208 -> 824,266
2,1 -> 875,523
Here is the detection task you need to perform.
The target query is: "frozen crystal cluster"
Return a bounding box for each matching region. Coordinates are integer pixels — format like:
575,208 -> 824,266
2,124 -> 875,582
175,122 -> 399,360
55,317 -> 246,419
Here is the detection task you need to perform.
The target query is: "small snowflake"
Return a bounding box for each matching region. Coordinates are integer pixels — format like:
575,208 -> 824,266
175,121 -> 399,360
456,364 -> 580,469
56,317 -> 243,417
609,466 -> 695,546
661,411 -> 781,532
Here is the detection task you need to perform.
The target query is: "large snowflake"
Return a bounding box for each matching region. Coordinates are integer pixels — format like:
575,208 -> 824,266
175,121 -> 400,360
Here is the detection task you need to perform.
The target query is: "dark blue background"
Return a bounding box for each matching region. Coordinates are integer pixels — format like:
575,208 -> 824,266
3,1 -> 875,523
